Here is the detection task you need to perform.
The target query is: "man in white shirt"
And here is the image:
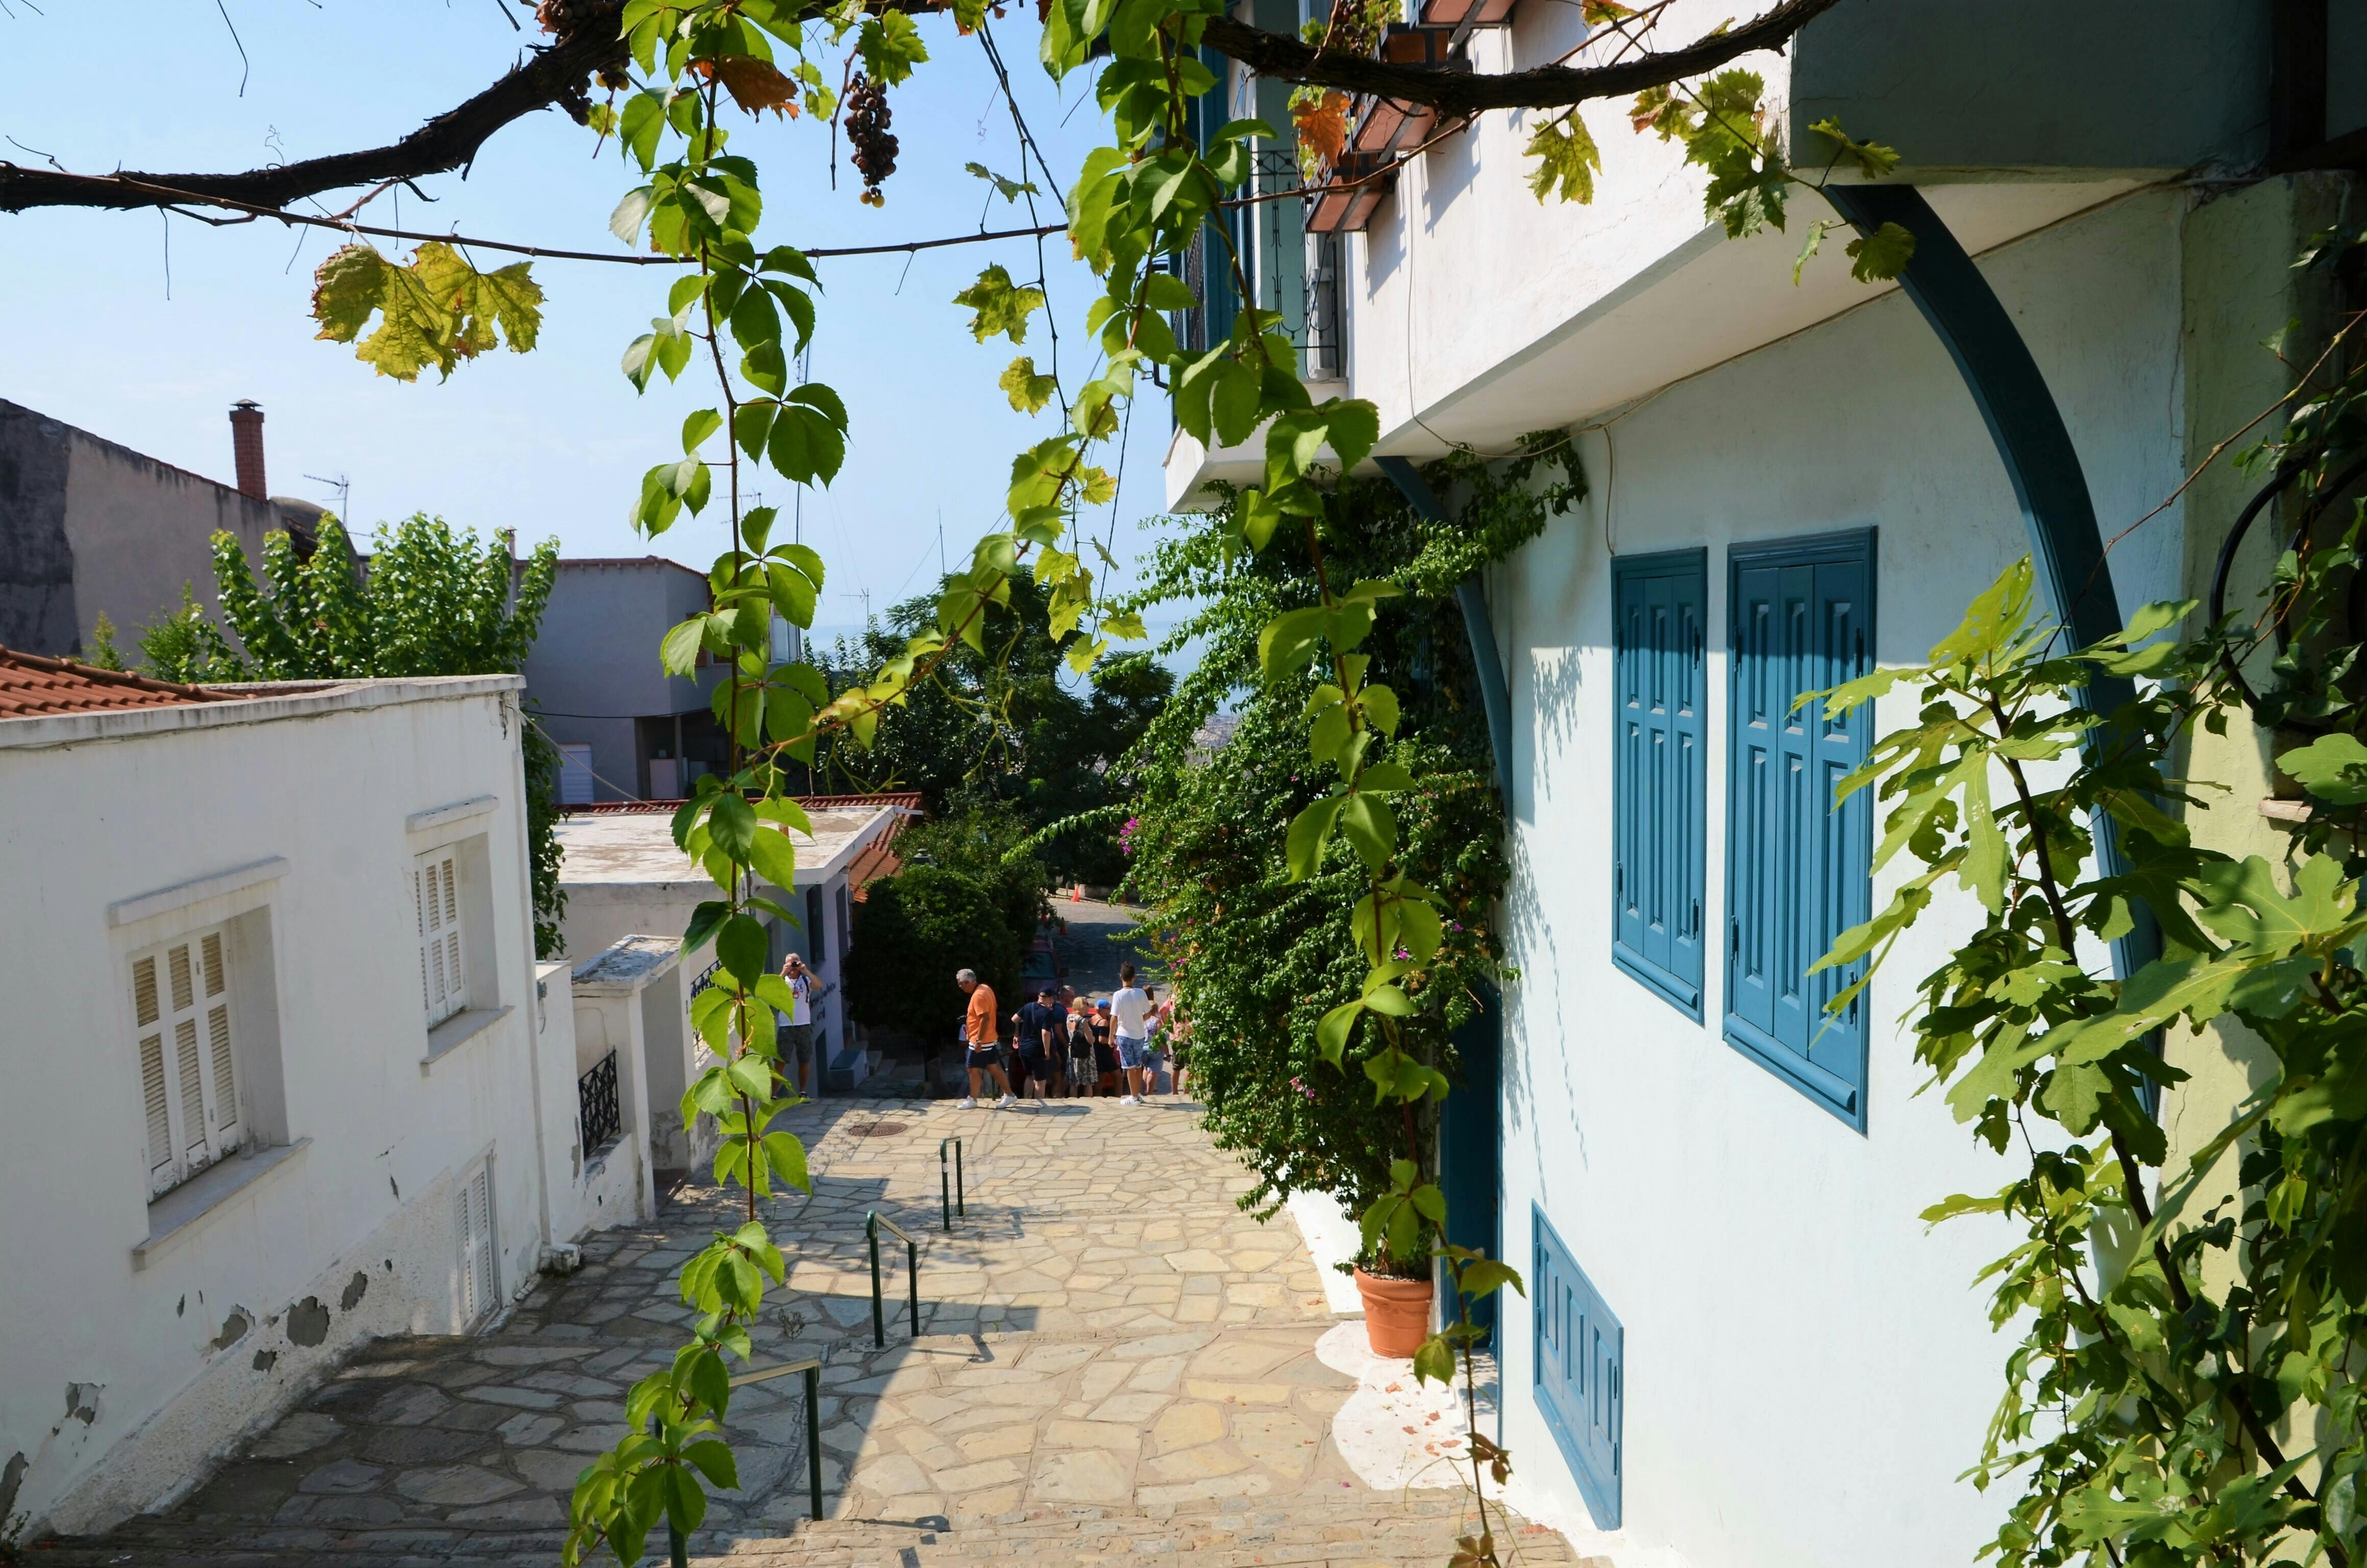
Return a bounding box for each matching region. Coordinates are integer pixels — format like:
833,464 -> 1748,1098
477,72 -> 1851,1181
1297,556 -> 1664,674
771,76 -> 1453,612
778,952 -> 815,1096
1109,964 -> 1152,1104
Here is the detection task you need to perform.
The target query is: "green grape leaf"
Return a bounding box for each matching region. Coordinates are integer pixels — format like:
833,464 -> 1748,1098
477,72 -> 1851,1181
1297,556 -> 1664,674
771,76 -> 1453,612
1845,221 -> 1917,283
1000,355 -> 1060,413
955,264 -> 1048,344
1524,112 -> 1601,204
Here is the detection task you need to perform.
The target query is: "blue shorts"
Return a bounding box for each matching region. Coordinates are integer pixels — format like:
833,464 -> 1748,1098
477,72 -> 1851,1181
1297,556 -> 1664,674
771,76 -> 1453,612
1116,1036 -> 1147,1069
966,1046 -> 1002,1071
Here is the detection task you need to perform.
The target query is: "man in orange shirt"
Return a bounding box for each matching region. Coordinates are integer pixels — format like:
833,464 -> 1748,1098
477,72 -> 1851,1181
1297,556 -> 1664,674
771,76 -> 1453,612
955,968 -> 1014,1109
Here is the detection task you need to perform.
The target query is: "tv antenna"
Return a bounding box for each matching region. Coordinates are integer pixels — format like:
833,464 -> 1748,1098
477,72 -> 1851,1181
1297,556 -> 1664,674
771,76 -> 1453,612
303,471 -> 351,518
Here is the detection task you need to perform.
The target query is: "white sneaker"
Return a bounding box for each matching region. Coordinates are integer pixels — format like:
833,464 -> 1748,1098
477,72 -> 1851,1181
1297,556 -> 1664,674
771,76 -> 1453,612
997,1094 -> 1016,1109
958,1097 -> 977,1109
1119,1094 -> 1139,1105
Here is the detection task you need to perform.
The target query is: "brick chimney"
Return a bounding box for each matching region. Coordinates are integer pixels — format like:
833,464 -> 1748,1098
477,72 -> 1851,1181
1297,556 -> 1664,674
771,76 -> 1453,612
229,400 -> 266,500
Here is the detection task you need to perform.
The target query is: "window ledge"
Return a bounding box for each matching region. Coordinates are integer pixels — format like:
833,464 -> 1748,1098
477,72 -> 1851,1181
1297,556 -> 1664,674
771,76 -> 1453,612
422,1005 -> 515,1075
135,1139 -> 311,1272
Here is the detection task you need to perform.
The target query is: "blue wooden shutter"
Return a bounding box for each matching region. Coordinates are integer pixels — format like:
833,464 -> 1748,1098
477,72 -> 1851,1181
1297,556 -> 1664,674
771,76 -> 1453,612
1533,1207 -> 1622,1529
1611,551 -> 1706,1018
1723,531 -> 1876,1129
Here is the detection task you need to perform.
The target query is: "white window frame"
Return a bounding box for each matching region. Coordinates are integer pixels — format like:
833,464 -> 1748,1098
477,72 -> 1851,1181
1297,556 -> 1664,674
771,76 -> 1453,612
415,847 -> 469,1028
130,925 -> 242,1197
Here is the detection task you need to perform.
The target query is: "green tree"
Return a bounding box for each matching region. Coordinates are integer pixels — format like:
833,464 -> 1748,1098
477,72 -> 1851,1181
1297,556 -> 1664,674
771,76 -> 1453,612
147,514 -> 570,959
898,791 -> 1053,957
811,576 -> 1173,885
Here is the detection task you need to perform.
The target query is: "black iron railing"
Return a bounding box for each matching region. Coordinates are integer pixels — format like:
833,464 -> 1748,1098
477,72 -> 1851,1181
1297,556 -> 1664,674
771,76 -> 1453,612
578,1050 -> 621,1154
654,1357 -> 824,1566
868,1210 -> 921,1348
940,1136 -> 965,1231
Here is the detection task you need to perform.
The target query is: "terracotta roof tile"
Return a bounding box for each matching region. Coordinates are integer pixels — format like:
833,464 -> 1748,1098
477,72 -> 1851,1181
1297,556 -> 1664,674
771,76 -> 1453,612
0,646 -> 243,718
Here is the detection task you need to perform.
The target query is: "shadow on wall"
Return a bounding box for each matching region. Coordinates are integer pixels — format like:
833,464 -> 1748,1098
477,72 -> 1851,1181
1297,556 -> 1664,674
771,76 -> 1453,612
1498,830 -> 1581,1183
1419,128 -> 1483,232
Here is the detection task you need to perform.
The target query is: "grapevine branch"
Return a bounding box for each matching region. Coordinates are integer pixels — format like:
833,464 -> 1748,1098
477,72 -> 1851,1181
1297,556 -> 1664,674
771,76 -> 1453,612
0,13 -> 628,215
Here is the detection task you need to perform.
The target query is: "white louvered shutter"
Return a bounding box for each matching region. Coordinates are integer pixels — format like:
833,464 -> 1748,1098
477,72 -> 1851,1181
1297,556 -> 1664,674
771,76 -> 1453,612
416,850 -> 467,1027
132,926 -> 238,1194
456,1163 -> 496,1322
133,955 -> 175,1193
201,931 -> 239,1147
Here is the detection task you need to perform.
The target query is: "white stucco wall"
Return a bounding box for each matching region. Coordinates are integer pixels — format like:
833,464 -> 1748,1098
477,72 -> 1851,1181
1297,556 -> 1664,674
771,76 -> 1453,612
1486,193 -> 2189,1565
0,677 -> 568,1535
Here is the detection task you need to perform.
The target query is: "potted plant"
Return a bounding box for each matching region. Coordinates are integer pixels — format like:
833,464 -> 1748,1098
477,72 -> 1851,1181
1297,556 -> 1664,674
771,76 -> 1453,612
1353,1247 -> 1436,1358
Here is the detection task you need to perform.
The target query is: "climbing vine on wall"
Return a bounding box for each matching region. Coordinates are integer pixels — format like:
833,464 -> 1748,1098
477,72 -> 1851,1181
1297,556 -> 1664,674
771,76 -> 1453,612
1814,225 -> 2367,1568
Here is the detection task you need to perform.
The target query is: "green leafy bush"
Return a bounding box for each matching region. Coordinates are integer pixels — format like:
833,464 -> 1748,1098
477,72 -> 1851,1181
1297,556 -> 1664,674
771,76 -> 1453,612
1120,449 -> 1572,1225
843,863 -> 1018,1044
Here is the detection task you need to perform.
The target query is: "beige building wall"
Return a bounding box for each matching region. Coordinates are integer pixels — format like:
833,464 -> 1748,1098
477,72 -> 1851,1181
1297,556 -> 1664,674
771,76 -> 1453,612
2164,173 -> 2356,1214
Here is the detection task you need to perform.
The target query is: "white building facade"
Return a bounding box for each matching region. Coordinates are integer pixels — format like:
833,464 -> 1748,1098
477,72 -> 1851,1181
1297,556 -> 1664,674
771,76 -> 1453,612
0,662 -> 644,1538
1167,4 -> 2364,1563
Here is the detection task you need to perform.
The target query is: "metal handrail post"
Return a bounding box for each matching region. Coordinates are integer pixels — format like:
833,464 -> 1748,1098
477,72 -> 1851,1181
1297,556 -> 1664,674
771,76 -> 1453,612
906,1231 -> 920,1335
804,1362 -> 823,1520
725,1358 -> 826,1522
956,1138 -> 966,1216
866,1211 -> 885,1348
940,1139 -> 952,1231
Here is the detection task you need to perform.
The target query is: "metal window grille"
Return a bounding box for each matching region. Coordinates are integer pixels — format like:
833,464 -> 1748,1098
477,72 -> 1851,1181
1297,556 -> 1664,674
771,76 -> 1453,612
579,1049 -> 622,1154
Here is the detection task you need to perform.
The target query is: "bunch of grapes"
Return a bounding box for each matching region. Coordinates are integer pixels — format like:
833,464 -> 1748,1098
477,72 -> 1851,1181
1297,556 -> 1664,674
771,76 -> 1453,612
845,73 -> 898,206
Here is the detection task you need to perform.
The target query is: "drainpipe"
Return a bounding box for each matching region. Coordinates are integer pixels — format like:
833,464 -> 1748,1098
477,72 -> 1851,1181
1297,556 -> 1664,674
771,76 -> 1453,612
1819,183 -> 2162,990
1372,456 -> 1514,800
504,687 -> 558,1262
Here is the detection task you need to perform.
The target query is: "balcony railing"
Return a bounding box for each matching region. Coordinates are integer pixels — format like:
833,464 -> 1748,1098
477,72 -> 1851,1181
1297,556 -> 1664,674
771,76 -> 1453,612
578,1050 -> 621,1155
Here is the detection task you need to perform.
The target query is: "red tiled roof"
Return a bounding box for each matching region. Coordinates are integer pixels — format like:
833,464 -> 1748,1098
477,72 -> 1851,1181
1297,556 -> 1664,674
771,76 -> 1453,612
0,646 -> 243,718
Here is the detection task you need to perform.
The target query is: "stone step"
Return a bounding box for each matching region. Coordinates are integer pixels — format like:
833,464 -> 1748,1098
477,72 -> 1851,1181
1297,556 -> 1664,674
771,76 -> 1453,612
33,1497 -> 1571,1567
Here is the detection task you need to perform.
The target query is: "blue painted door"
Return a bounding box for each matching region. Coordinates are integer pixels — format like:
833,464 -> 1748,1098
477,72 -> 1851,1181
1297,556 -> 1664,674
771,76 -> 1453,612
1533,1208 -> 1622,1529
1723,531 -> 1876,1127
1440,998 -> 1501,1341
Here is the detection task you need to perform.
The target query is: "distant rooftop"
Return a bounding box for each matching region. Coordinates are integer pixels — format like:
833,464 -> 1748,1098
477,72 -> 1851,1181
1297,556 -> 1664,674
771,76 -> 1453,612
553,795 -> 905,892
0,646 -> 244,718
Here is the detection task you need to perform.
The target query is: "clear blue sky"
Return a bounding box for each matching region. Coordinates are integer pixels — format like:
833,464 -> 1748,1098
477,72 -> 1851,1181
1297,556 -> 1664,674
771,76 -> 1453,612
0,1 -> 1177,641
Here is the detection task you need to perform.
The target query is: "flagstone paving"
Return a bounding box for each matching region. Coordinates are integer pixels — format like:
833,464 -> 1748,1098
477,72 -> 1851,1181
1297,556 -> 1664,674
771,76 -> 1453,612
44,1096 -> 1573,1566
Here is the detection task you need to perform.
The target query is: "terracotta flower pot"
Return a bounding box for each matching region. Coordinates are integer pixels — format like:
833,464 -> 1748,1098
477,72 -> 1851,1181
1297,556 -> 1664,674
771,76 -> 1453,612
1355,1267 -> 1435,1358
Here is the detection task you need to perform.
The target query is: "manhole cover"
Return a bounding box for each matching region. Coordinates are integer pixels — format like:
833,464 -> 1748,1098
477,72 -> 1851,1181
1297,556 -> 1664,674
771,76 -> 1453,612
849,1122 -> 911,1137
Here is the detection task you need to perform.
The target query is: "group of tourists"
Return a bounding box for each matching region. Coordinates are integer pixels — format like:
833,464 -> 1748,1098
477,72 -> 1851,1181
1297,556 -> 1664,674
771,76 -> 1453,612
952,962 -> 1187,1109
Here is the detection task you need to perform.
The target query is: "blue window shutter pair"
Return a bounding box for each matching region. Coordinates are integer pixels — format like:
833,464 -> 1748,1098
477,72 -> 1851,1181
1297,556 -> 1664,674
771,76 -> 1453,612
1723,531 -> 1877,1129
1610,551 -> 1708,1019
1533,1207 -> 1622,1530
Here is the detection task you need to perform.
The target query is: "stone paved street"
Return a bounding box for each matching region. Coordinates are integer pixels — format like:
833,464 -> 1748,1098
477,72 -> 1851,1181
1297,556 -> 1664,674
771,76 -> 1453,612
48,1097 -> 1574,1566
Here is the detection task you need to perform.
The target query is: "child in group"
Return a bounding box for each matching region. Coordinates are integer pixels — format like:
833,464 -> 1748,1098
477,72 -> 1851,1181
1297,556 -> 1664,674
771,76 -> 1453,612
1065,998 -> 1099,1097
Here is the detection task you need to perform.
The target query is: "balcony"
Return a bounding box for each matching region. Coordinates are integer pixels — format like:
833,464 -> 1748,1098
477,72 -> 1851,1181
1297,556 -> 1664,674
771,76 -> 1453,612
1304,152 -> 1397,235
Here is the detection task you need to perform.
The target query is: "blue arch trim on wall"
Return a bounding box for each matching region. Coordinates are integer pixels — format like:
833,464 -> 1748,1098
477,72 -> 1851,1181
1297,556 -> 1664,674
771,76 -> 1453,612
1819,183 -> 2161,985
1373,455 -> 1515,798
